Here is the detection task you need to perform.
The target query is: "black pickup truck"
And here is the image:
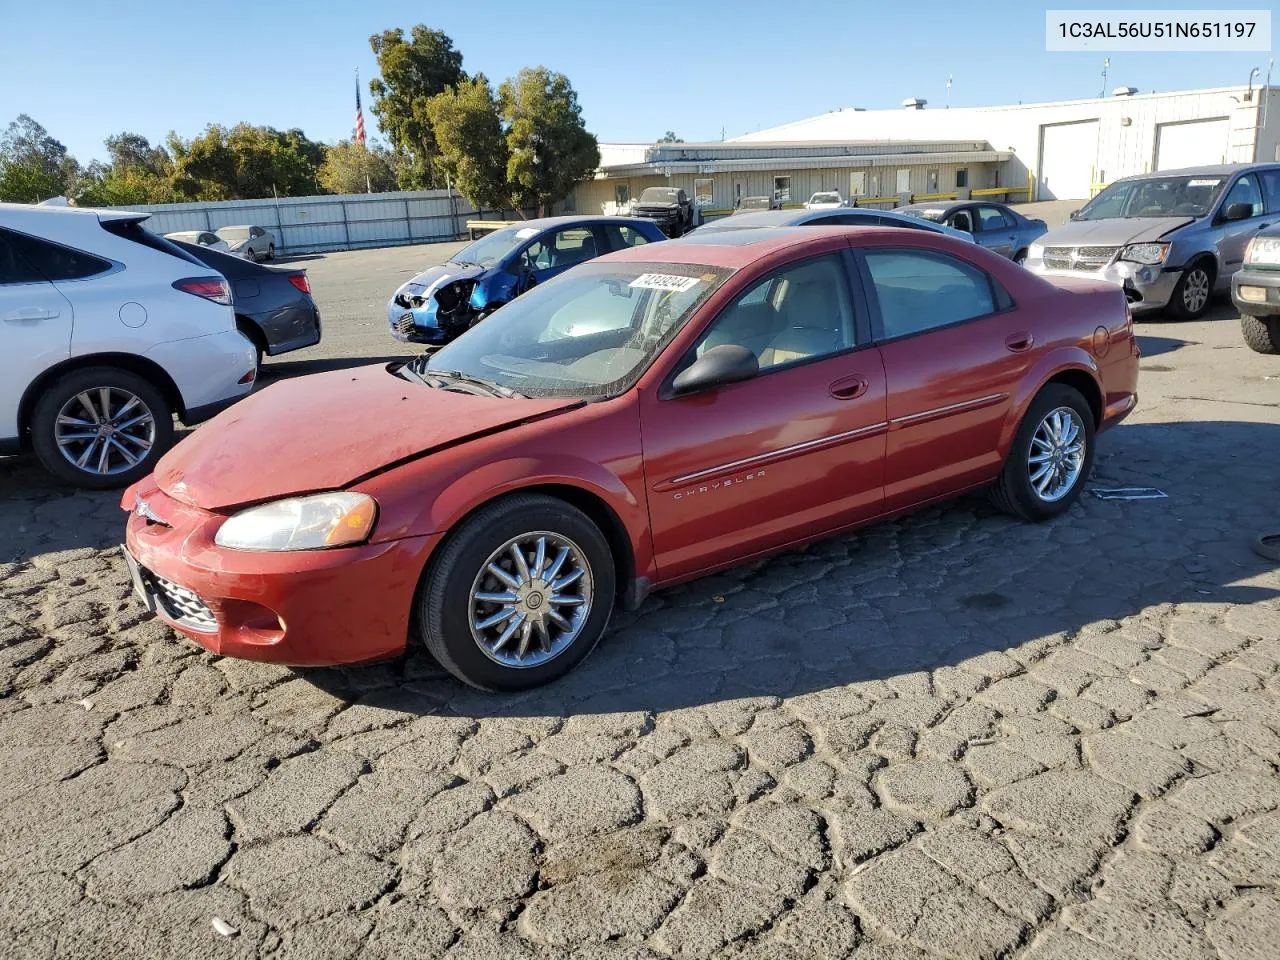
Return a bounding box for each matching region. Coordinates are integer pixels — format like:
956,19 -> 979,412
632,186 -> 695,237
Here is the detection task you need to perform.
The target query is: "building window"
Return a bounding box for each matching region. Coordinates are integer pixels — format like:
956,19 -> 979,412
927,170 -> 939,192
773,176 -> 791,202
896,169 -> 911,193
614,183 -> 630,208
694,178 -> 714,208
955,168 -> 969,188
850,172 -> 866,197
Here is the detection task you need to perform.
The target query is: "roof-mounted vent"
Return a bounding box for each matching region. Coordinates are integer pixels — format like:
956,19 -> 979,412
1111,86 -> 1138,97
901,98 -> 927,109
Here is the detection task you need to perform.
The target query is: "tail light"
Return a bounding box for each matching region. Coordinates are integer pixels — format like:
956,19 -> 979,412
287,273 -> 311,295
174,277 -> 232,306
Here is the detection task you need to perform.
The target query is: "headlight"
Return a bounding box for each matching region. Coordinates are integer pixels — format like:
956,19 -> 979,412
1119,243 -> 1170,265
1027,242 -> 1045,259
215,492 -> 377,551
1246,236 -> 1280,266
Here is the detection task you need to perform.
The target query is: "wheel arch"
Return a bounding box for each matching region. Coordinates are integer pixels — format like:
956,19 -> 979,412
16,353 -> 184,449
998,350 -> 1104,457
235,315 -> 268,355
426,483 -> 638,608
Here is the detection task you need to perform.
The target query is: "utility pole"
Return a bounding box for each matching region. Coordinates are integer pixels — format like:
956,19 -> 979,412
1100,58 -> 1110,98
946,74 -> 952,108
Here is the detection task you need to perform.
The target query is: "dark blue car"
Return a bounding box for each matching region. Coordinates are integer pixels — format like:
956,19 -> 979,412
387,215 -> 666,344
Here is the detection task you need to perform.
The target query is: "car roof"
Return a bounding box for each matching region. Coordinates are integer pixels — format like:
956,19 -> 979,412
0,202 -> 148,227
602,225 -> 907,268
503,214 -> 654,231
1113,162 -> 1280,182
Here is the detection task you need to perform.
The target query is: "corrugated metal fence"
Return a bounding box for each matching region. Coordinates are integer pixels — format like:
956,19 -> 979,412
111,189 -> 531,254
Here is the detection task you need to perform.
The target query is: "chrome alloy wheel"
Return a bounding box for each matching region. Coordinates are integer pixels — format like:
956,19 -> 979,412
1182,267 -> 1210,315
468,532 -> 593,668
54,387 -> 156,476
1028,406 -> 1086,503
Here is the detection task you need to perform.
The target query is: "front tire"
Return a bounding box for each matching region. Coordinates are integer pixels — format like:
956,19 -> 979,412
990,384 -> 1095,522
266,243 -> 275,261
416,494 -> 616,691
29,367 -> 174,489
244,247 -> 255,262
1168,260 -> 1214,320
1240,314 -> 1280,354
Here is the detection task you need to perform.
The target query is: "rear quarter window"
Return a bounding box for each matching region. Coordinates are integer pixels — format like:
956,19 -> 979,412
1,228 -> 112,281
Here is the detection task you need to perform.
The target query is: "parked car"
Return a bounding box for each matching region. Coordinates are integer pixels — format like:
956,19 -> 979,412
1025,162 -> 1280,319
123,225 -> 1136,690
631,187 -> 695,237
216,225 -> 276,262
165,230 -> 231,253
1233,226 -> 1280,353
175,241 -> 321,362
897,200 -> 1047,261
0,203 -> 257,487
387,216 -> 666,344
734,196 -> 780,213
805,191 -> 847,210
691,207 -> 975,242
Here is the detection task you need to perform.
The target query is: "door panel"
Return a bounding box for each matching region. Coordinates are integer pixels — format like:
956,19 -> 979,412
0,279 -> 74,440
859,246 -> 1031,510
641,352 -> 887,580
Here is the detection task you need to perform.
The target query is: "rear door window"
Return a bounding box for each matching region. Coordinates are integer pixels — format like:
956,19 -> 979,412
864,249 -> 998,340
1,229 -> 111,281
604,224 -> 652,249
977,206 -> 1013,231
0,231 -> 50,284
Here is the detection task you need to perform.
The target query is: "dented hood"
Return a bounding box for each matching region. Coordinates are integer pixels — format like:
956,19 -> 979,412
155,365 -> 578,510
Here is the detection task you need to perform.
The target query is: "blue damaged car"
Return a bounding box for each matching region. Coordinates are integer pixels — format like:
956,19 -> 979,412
387,215 -> 667,344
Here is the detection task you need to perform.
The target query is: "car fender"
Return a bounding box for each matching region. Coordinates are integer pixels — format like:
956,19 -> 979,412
472,272 -> 517,309
997,346 -> 1104,457
364,453 -> 654,578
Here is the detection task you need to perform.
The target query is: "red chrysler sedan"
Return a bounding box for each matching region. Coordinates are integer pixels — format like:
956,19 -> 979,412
122,227 -> 1138,690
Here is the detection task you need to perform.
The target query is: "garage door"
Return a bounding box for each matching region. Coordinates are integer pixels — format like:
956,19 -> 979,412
1039,120 -> 1099,200
1154,118 -> 1229,171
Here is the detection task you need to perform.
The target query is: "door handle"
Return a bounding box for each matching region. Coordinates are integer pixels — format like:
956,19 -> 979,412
830,376 -> 870,400
1005,332 -> 1034,352
3,308 -> 57,324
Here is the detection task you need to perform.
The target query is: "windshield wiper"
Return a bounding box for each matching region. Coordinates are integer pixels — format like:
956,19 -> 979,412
434,369 -> 527,399
396,362 -> 430,386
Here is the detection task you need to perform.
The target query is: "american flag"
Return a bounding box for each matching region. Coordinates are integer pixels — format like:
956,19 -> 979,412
355,74 -> 366,146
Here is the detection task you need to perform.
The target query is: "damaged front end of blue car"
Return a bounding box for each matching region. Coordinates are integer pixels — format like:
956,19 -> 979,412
387,267 -> 492,345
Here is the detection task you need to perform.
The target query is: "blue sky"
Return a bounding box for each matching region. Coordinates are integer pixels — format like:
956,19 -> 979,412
0,0 -> 1271,162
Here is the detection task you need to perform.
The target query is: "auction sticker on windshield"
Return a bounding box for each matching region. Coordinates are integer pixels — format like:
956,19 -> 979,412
516,227 -> 539,239
629,273 -> 702,292
1188,179 -> 1222,187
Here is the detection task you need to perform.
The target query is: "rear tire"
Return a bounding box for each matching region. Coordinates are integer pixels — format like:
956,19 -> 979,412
415,494 -> 616,691
266,243 -> 275,261
990,384 -> 1095,522
1168,259 -> 1214,321
1013,249 -> 1028,265
1240,314 -> 1280,354
29,366 -> 174,489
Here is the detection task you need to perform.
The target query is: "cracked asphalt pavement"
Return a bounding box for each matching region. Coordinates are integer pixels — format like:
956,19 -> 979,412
2,240 -> 1280,959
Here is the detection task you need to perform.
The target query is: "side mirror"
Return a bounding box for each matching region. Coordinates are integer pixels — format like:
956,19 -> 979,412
1222,202 -> 1254,222
670,344 -> 759,397
1068,209 -> 1081,220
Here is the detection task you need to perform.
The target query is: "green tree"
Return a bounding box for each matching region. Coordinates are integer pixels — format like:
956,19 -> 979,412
426,75 -> 511,212
318,139 -> 400,195
368,25 -> 466,188
168,123 -> 324,200
658,130 -> 683,143
499,67 -> 599,216
0,114 -> 78,202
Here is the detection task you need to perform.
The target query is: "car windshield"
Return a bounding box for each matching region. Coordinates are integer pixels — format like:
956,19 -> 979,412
902,208 -> 947,222
422,261 -> 731,398
810,193 -> 839,203
1075,175 -> 1227,220
640,188 -> 680,203
216,226 -> 251,241
449,226 -> 531,267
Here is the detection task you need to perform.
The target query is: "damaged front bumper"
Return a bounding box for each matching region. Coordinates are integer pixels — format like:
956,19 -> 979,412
386,279 -> 479,344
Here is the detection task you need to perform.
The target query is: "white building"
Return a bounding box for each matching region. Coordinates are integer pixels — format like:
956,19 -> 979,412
576,83 -> 1280,214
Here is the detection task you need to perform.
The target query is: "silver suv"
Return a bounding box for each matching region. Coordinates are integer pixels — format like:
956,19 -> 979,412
1025,163 -> 1280,320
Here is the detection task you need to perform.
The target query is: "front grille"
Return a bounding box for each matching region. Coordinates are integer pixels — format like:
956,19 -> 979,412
395,313 -> 417,335
1043,246 -> 1120,271
147,570 -> 217,632
636,208 -> 675,218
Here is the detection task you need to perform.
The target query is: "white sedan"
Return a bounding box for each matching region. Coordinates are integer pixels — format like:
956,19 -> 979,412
215,224 -> 276,262
165,230 -> 231,253
804,191 -> 847,210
